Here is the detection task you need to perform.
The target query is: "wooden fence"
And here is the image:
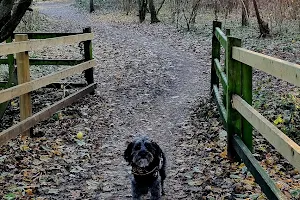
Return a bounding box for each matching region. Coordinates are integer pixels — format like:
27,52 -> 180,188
211,21 -> 300,199
0,28 -> 96,146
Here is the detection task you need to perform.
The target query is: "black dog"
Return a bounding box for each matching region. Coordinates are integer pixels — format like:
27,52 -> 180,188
124,136 -> 166,200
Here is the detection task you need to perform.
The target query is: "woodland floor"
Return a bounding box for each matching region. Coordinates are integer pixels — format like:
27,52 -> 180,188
0,0 -> 300,199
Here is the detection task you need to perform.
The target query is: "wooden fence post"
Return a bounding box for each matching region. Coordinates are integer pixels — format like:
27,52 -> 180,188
226,36 -> 242,160
211,21 -> 221,95
0,36 -> 16,119
241,64 -> 253,151
225,29 -> 230,36
223,29 -> 230,106
15,34 -> 32,136
83,27 -> 95,94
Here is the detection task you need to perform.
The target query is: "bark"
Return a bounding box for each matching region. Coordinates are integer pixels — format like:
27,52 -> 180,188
138,0 -> 147,22
0,0 -> 33,43
90,0 -> 95,13
252,0 -> 269,37
138,0 -> 160,23
148,0 -> 160,23
242,0 -> 249,26
0,0 -> 14,29
214,0 -> 219,20
225,0 -> 234,19
124,0 -> 132,15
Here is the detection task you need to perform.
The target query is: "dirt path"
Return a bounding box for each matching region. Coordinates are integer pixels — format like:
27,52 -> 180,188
37,1 -> 211,198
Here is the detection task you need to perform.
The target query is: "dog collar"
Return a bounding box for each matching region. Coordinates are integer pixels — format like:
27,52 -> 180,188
132,166 -> 159,177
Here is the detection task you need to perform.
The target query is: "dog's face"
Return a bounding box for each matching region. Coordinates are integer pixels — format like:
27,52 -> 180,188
124,136 -> 161,168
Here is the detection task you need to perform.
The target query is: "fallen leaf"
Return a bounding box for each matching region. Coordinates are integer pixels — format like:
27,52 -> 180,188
4,193 -> 16,200
220,150 -> 227,158
274,115 -> 284,125
187,180 -> 203,186
74,139 -> 85,146
290,189 -> 300,198
25,189 -> 33,195
230,174 -> 241,179
20,145 -> 30,151
193,167 -> 201,173
10,101 -> 17,107
48,188 -> 59,194
40,155 -> 50,162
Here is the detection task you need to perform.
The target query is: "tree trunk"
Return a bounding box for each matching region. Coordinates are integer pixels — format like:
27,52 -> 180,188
175,0 -> 180,27
148,0 -> 160,23
242,0 -> 249,26
252,0 -> 269,37
0,0 -> 14,28
0,0 -> 33,43
124,0 -> 132,15
138,0 -> 147,22
214,0 -> 219,20
90,0 -> 95,13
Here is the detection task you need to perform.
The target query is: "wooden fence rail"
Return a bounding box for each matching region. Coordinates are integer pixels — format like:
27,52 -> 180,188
0,33 -> 93,56
0,28 -> 96,146
232,47 -> 300,87
211,21 -> 300,199
0,60 -> 95,104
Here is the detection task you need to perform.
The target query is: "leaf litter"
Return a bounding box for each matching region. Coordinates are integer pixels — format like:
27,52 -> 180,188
0,0 -> 300,199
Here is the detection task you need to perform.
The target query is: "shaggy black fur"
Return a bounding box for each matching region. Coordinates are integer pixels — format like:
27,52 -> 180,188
124,136 -> 166,200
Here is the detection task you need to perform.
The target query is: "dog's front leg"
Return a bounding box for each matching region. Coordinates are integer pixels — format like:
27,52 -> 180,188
150,179 -> 161,200
131,179 -> 142,200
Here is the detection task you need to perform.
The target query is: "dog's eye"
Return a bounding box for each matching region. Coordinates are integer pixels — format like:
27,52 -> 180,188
134,144 -> 141,150
144,143 -> 151,149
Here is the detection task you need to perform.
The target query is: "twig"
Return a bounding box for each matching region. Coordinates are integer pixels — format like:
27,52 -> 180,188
156,0 -> 166,15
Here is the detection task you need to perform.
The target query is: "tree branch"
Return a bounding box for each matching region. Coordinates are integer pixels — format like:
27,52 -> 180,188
0,0 -> 14,27
156,0 -> 166,15
0,0 -> 32,43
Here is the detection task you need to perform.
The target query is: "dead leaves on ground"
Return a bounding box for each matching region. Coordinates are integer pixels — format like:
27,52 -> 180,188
0,107 -> 104,199
182,97 -> 300,199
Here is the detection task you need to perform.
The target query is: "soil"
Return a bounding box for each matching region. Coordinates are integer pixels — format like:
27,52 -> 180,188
0,0 -> 299,199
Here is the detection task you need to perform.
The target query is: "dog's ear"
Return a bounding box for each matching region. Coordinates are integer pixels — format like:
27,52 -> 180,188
124,142 -> 134,163
151,141 -> 162,156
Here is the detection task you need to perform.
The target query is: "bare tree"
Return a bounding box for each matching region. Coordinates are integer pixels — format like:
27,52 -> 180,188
156,0 -> 166,16
252,0 -> 269,37
149,0 -> 160,23
138,0 -> 147,22
138,0 -> 160,23
290,0 -> 300,31
90,0 -> 95,13
214,0 -> 219,20
123,0 -> 133,15
183,0 -> 201,31
0,0 -> 33,43
241,0 -> 249,26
